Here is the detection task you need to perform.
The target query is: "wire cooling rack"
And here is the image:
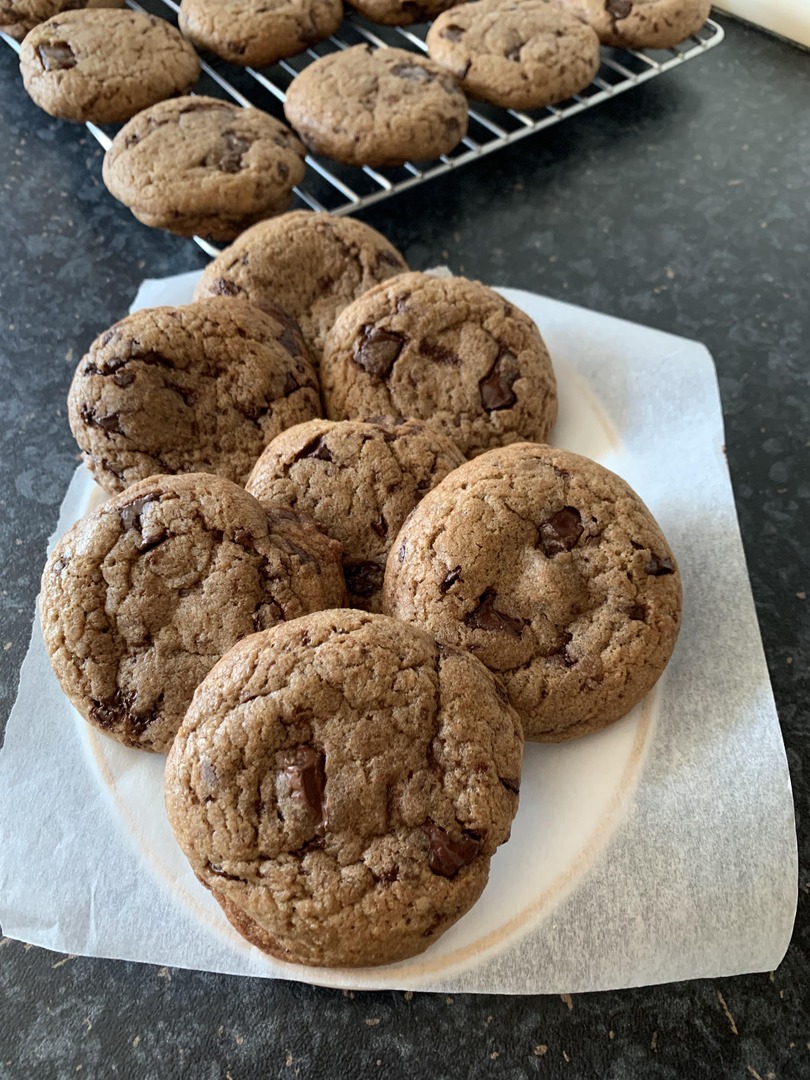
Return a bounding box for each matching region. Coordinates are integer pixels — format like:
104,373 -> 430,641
2,4 -> 724,256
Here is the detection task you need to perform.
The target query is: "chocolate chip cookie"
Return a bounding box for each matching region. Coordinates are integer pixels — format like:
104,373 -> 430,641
68,299 -> 320,495
383,443 -> 682,741
344,0 -> 459,26
178,0 -> 343,68
102,97 -> 306,242
246,417 -> 465,611
283,46 -> 468,168
165,610 -> 523,967
40,473 -> 347,753
557,0 -> 711,49
19,9 -> 200,124
319,272 -> 557,458
1,0 -> 123,43
194,211 -> 408,364
427,0 -> 601,110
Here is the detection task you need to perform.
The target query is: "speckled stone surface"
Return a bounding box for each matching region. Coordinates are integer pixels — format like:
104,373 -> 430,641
0,17 -> 808,1080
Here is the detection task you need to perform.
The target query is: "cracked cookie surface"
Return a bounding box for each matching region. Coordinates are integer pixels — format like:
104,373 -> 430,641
103,96 -> 306,242
283,45 -> 468,168
19,9 -> 200,124
178,0 -> 343,68
344,0 -> 460,26
320,271 -> 557,457
68,298 -> 320,495
556,0 -> 711,48
1,0 -> 123,43
383,443 -> 682,741
246,417 -> 465,611
194,211 -> 408,364
165,610 -> 523,967
40,473 -> 346,753
427,0 -> 600,110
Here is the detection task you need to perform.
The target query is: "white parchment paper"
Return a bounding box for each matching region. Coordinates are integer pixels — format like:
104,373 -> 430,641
0,273 -> 797,993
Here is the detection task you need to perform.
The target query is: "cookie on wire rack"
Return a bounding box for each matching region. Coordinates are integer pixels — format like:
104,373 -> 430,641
0,0 -> 123,43
555,0 -> 712,49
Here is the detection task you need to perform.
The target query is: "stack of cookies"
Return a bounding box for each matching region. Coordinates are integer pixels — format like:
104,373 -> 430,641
40,210 -> 682,968
10,0 -> 711,239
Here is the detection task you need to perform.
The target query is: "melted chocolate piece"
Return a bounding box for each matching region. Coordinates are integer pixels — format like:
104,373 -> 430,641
500,777 -> 520,795
441,24 -> 465,41
479,349 -> 518,411
38,42 -> 76,71
465,589 -> 524,635
423,822 -> 480,878
606,0 -> 633,18
538,507 -> 584,557
296,434 -> 333,462
119,494 -> 159,533
232,528 -> 253,548
90,688 -> 159,734
628,605 -> 646,621
345,561 -> 384,598
216,131 -> 251,173
647,554 -> 675,576
391,62 -> 434,83
283,746 -> 326,825
440,566 -> 461,593
353,326 -> 406,378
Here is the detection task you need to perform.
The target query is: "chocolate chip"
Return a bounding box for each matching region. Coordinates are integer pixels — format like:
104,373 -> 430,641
296,434 -> 333,463
606,0 -> 633,17
441,24 -> 465,41
90,688 -> 159,734
479,349 -> 518,411
500,777 -> 520,795
135,350 -> 175,370
37,41 -> 76,71
423,822 -> 480,878
647,554 -> 675,576
232,528 -> 253,548
211,278 -> 241,297
216,132 -> 251,174
538,507 -> 584,557
465,589 -> 524,635
628,605 -> 646,621
283,746 -> 326,825
353,326 -> 406,379
119,494 -> 158,533
112,370 -> 135,388
345,561 -> 384,598
391,62 -> 434,82
370,515 -> 387,539
376,865 -> 399,883
440,566 -> 461,593
167,382 -> 197,407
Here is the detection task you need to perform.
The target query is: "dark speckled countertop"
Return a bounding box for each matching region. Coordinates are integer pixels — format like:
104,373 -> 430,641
1,15 -> 808,1080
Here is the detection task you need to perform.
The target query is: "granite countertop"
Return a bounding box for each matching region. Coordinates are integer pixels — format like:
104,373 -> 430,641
1,15 -> 807,1079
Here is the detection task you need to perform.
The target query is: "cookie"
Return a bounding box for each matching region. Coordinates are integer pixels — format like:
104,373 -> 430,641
40,473 -> 347,754
557,0 -> 711,49
319,272 -> 557,458
68,299 -> 320,495
427,0 -> 601,110
344,0 -> 460,26
383,443 -> 682,741
102,97 -> 306,242
164,610 -> 523,967
194,211 -> 408,364
283,46 -> 468,168
178,0 -> 343,68
246,417 -> 465,611
19,9 -> 200,124
0,0 -> 123,42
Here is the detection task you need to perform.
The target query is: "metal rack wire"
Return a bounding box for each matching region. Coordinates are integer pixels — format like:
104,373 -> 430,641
2,5 -> 724,257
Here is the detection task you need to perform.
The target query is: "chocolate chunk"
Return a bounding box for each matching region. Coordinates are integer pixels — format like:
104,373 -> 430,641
419,339 -> 461,366
606,0 -> 633,18
135,350 -> 175,370
37,42 -> 76,71
215,131 -> 251,173
370,515 -> 387,539
465,589 -> 524,635
391,63 -> 434,82
647,554 -> 675,576
211,278 -> 241,297
479,349 -> 518,411
440,566 -> 461,593
353,326 -> 406,379
345,561 -> 384,598
283,746 -> 326,825
119,494 -> 158,533
500,777 -> 520,795
441,24 -> 466,41
113,370 -> 135,388
538,507 -> 584,557
90,688 -> 158,734
296,434 -> 333,463
232,528 -> 253,548
628,605 -> 646,621
423,822 -> 480,878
